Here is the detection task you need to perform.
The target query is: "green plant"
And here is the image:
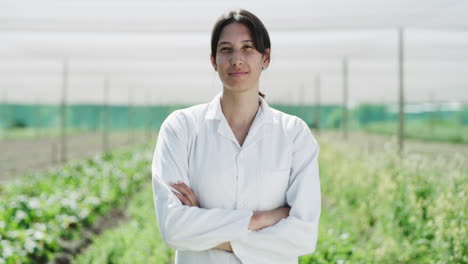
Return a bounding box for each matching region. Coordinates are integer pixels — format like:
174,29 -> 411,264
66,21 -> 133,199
0,144 -> 152,264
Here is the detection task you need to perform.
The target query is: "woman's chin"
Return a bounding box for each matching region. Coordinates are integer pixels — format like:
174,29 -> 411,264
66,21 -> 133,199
223,86 -> 253,95
223,82 -> 256,94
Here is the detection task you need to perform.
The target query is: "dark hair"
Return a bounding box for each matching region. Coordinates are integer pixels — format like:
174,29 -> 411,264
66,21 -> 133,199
211,9 -> 270,98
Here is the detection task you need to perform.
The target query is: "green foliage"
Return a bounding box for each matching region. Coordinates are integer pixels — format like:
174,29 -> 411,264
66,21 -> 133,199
74,134 -> 466,264
0,144 -> 152,264
457,104 -> 468,124
325,108 -> 343,129
300,136 -> 467,263
74,184 -> 174,264
354,104 -> 390,125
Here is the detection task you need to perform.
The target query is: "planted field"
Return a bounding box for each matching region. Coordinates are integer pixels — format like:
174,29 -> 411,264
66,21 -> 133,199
363,121 -> 468,144
0,143 -> 152,263
302,133 -> 466,263
0,128 -> 89,141
0,131 -> 152,182
74,184 -> 173,264
72,132 -> 467,263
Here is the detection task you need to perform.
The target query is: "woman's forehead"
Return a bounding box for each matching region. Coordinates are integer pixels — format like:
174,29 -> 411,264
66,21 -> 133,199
218,23 -> 252,44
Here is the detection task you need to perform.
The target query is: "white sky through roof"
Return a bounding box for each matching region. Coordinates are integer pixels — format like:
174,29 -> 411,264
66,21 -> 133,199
0,0 -> 467,105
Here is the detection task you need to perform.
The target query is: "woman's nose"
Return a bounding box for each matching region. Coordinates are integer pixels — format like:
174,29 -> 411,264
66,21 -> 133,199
230,51 -> 244,66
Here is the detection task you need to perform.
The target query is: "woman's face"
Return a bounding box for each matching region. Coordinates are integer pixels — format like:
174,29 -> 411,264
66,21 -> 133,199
211,22 -> 270,94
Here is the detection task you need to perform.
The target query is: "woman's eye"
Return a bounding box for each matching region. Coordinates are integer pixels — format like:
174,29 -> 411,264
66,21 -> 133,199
220,47 -> 231,52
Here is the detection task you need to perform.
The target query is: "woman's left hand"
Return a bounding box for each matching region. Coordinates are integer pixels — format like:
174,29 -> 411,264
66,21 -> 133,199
169,181 -> 200,207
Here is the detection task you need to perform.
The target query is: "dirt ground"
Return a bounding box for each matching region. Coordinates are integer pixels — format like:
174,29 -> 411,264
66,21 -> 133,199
315,130 -> 468,169
0,131 -> 157,183
1,130 -> 467,183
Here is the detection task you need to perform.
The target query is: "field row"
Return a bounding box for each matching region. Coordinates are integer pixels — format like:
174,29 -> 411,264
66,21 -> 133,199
72,132 -> 466,263
1,129 -> 466,263
0,131 -> 153,183
0,143 -> 152,264
363,121 -> 468,144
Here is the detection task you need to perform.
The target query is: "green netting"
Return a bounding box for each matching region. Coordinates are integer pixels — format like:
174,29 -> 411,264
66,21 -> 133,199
0,102 -> 466,131
0,104 -> 187,131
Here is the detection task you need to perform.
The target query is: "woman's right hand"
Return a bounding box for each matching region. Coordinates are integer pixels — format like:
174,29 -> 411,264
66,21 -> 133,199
248,206 -> 291,231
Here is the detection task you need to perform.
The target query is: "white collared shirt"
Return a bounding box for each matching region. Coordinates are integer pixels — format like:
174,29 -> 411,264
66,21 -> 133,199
152,92 -> 321,264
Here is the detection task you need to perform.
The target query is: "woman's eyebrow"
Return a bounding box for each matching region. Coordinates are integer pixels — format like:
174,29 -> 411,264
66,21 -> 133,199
217,40 -> 253,46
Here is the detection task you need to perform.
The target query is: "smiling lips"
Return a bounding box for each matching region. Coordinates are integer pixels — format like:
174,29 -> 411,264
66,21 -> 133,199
229,71 -> 247,77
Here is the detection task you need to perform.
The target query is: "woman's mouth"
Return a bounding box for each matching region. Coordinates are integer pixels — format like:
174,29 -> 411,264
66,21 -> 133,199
229,72 -> 247,77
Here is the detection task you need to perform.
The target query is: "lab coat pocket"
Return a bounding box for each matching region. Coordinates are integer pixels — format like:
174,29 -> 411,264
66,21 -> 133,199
260,168 -> 290,210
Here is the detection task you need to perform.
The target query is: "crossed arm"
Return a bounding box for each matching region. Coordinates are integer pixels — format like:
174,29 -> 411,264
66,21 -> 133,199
169,181 -> 291,252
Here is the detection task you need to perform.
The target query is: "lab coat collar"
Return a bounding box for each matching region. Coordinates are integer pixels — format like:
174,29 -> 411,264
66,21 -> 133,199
205,91 -> 274,149
205,91 -> 274,125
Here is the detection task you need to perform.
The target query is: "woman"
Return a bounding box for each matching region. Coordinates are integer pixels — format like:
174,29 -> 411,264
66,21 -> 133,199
152,9 -> 321,264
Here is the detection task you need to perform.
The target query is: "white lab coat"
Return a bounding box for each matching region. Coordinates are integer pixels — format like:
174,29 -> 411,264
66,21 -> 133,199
152,92 -> 321,264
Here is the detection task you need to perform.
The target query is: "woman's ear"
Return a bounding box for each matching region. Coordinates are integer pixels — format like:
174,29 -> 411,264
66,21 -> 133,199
210,54 -> 218,71
262,48 -> 271,70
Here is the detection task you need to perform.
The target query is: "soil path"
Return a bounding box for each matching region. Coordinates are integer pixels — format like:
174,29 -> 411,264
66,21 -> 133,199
0,131 -> 155,183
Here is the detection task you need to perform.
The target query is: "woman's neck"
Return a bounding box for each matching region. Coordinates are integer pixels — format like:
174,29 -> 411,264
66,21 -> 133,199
220,89 -> 260,129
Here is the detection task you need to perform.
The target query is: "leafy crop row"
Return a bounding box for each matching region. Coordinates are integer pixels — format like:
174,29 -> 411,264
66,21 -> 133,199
74,184 -> 173,264
73,135 -> 466,263
302,135 -> 466,263
0,144 -> 152,264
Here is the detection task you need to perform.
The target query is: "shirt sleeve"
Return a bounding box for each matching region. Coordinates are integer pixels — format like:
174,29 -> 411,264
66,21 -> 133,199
230,119 -> 321,263
152,111 -> 254,252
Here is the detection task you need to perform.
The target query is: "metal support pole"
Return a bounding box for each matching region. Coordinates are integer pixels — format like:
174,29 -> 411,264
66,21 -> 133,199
315,74 -> 321,131
398,28 -> 405,156
342,58 -> 348,140
429,91 -> 435,137
60,59 -> 68,163
154,97 -> 159,135
34,96 -> 40,139
146,89 -> 152,141
128,86 -> 134,144
300,83 -> 305,125
2,90 -> 8,140
102,74 -> 110,153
